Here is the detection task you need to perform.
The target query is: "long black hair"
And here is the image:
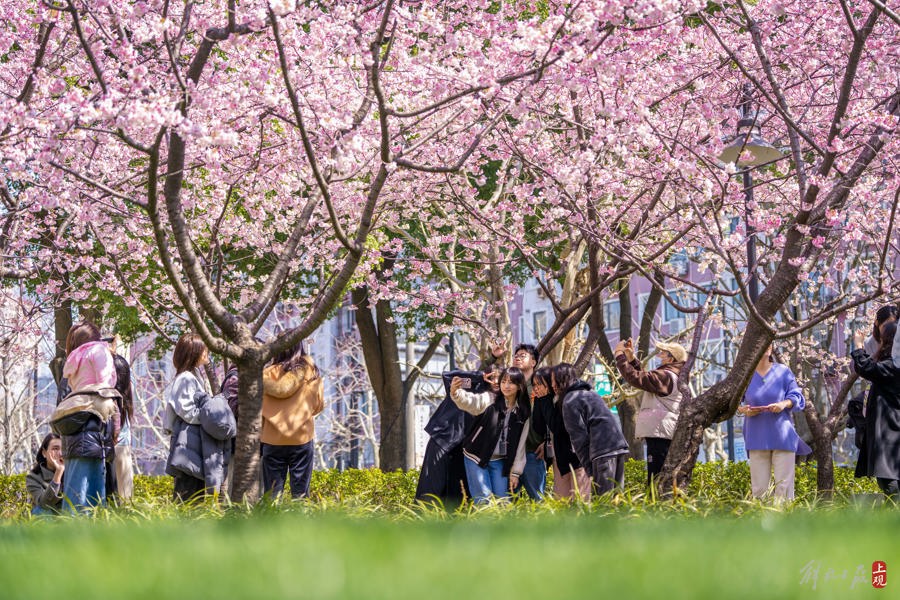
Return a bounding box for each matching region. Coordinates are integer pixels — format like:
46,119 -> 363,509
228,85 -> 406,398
31,433 -> 60,475
878,321 -> 897,361
114,354 -> 134,424
532,366 -> 553,398
551,363 -> 580,396
873,304 -> 899,343
273,340 -> 320,379
496,367 -> 531,418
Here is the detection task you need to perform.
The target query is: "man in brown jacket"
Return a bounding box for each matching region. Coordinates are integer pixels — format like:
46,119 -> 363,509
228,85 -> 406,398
614,339 -> 686,486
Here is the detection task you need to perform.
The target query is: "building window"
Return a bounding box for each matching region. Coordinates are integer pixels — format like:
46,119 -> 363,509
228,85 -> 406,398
664,294 -> 683,323
603,300 -> 621,332
533,311 -> 547,341
664,301 -> 681,322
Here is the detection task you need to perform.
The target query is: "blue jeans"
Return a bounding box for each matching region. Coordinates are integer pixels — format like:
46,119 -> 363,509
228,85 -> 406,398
63,457 -> 106,512
464,457 -> 508,504
519,452 -> 547,500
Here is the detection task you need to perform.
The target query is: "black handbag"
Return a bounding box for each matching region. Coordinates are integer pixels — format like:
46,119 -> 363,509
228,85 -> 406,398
847,392 -> 866,450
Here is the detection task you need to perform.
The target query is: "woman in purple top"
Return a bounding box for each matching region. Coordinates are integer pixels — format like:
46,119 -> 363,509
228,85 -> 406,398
737,345 -> 811,500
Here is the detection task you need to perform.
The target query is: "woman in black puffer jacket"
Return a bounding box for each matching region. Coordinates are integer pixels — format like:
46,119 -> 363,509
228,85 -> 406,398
554,363 -> 629,496
531,367 -> 591,500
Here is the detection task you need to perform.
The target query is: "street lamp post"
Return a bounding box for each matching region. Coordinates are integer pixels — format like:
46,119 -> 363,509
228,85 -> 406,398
717,83 -> 782,462
447,331 -> 456,371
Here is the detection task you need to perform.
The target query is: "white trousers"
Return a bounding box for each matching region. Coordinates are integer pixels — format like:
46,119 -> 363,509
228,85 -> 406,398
114,445 -> 134,499
748,450 -> 796,500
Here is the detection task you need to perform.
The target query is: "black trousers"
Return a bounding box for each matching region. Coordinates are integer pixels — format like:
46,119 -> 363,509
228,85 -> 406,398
261,441 -> 314,499
173,472 -> 206,502
645,437 -> 672,486
415,440 -> 468,503
877,477 -> 900,500
591,453 -> 626,496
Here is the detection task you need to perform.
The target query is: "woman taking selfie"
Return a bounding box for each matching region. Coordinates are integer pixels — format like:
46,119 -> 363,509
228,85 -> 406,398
452,367 -> 531,503
851,321 -> 900,500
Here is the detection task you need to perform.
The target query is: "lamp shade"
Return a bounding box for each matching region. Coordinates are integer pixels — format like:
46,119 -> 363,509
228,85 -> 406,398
717,130 -> 783,167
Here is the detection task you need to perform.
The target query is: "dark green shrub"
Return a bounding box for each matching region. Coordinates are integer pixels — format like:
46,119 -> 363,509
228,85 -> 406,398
308,468 -> 418,509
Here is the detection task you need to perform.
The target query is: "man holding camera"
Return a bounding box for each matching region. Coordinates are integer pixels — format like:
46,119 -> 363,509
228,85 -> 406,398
614,338 -> 686,486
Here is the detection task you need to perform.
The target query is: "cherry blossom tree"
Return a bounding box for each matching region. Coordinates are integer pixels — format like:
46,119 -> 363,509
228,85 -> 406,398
643,0 -> 900,492
4,0 -> 709,496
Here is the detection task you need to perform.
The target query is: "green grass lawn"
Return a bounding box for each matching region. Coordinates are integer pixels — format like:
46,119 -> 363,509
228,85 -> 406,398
1,507 -> 897,599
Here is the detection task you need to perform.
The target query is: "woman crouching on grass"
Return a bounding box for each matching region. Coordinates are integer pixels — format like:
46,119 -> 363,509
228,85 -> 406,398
27,433 -> 64,515
451,367 -> 531,504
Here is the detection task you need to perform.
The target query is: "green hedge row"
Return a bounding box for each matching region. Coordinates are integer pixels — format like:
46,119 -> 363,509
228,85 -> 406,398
0,461 -> 880,518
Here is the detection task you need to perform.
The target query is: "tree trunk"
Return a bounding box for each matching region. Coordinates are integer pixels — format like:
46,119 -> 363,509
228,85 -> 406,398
351,284 -> 409,472
572,244 -> 607,377
376,350 -> 409,471
802,373 -> 856,498
49,297 -> 72,386
659,258 -> 803,492
231,357 -> 265,502
804,402 -> 835,500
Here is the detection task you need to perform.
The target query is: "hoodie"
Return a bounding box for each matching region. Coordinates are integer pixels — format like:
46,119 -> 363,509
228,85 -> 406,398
261,363 -> 325,445
62,341 -> 117,392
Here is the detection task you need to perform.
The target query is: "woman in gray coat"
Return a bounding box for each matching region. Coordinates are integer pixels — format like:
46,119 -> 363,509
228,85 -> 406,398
164,333 -> 236,501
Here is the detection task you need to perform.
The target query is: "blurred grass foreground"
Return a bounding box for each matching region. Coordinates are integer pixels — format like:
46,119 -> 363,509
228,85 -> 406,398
0,462 -> 897,599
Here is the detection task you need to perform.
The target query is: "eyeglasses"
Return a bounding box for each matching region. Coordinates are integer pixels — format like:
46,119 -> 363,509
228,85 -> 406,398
514,353 -> 532,360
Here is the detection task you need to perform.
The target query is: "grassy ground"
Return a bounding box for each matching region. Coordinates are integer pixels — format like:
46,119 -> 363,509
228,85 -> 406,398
1,504 -> 897,599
